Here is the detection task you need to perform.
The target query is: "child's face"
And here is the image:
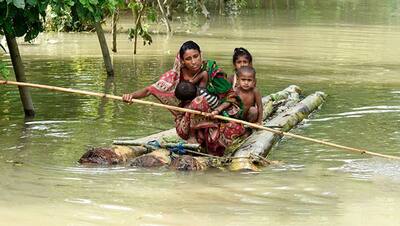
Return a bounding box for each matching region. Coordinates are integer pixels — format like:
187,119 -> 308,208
234,56 -> 251,70
182,49 -> 202,72
238,72 -> 256,91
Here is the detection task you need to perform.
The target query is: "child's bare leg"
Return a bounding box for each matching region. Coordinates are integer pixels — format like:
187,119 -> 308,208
246,106 -> 258,123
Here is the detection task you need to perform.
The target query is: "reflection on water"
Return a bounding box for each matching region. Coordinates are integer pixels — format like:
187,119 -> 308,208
1,2 -> 400,226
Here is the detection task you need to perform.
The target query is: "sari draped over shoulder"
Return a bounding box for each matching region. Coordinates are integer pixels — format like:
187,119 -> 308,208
146,69 -> 181,115
145,57 -> 245,156
204,60 -> 244,119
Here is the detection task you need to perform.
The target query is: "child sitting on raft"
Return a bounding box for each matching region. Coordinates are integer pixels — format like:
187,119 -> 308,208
228,47 -> 253,90
235,66 -> 263,124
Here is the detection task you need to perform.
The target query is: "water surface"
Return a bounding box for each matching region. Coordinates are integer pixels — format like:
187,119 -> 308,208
1,2 -> 400,226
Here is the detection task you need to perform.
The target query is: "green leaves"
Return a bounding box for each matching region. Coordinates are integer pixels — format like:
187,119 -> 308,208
12,0 -> 25,9
0,0 -> 46,41
127,1 -> 157,51
26,0 -> 37,6
0,60 -> 10,80
147,7 -> 157,22
128,1 -> 142,11
128,25 -> 152,46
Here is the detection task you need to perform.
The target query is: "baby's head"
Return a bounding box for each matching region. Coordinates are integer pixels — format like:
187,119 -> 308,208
175,81 -> 197,102
233,47 -> 253,70
237,66 -> 256,90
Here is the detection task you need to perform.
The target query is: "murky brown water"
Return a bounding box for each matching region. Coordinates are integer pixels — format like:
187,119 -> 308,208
1,2 -> 400,225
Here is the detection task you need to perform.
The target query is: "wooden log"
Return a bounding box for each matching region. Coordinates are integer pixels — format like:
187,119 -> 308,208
263,85 -> 302,120
79,145 -> 147,165
130,149 -> 171,168
169,155 -> 211,171
229,91 -> 327,171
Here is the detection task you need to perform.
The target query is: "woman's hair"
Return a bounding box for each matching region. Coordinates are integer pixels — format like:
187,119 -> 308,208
232,47 -> 253,64
175,81 -> 197,101
179,40 -> 201,59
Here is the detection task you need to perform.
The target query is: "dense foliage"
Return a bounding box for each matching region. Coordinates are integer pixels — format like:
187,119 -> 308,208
0,0 -> 50,41
0,0 -> 123,79
45,0 -> 123,32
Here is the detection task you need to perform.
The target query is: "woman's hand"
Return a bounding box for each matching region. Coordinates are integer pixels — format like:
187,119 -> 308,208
122,93 -> 134,104
210,110 -> 219,118
121,89 -> 151,104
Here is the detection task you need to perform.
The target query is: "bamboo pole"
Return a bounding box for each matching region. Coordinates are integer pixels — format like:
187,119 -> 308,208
1,80 -> 399,161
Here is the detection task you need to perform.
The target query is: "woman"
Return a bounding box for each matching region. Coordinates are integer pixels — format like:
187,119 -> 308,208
122,41 -> 245,156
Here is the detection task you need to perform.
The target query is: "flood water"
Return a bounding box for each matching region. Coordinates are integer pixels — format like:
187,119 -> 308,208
1,2 -> 400,225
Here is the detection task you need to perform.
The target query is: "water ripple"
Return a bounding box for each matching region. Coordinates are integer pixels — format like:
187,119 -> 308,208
64,198 -> 93,204
25,120 -> 76,125
333,158 -> 400,182
332,109 -> 400,116
352,105 -> 400,110
99,204 -> 133,211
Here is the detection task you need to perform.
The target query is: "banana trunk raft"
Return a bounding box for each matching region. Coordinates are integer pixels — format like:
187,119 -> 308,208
79,85 -> 327,171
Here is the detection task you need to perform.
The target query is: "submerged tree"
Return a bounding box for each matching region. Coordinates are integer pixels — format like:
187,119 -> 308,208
68,0 -> 123,76
0,0 -> 122,117
0,0 -> 50,117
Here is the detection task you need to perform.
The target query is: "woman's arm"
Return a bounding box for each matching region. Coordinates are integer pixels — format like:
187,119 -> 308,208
122,88 -> 151,103
211,102 -> 232,116
254,88 -> 263,124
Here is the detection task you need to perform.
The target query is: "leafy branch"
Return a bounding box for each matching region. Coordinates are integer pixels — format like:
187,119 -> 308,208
127,1 -> 157,54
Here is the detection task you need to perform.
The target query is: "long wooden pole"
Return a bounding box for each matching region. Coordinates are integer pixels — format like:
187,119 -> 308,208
1,80 -> 399,160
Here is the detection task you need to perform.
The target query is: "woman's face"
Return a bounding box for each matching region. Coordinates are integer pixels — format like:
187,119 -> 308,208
182,49 -> 202,72
234,56 -> 252,70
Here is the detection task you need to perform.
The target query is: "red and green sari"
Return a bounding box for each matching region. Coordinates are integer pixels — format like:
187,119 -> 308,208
145,56 -> 245,156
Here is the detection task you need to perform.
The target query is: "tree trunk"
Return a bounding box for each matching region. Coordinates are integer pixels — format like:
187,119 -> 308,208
229,91 -> 327,171
198,0 -> 211,19
131,6 -> 139,55
94,22 -> 114,76
111,9 -> 119,53
164,0 -> 172,20
218,0 -> 225,15
5,34 -> 35,117
157,0 -> 172,33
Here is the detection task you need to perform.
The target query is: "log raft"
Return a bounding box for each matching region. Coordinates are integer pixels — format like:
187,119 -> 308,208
228,91 -> 327,171
78,86 -> 326,171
